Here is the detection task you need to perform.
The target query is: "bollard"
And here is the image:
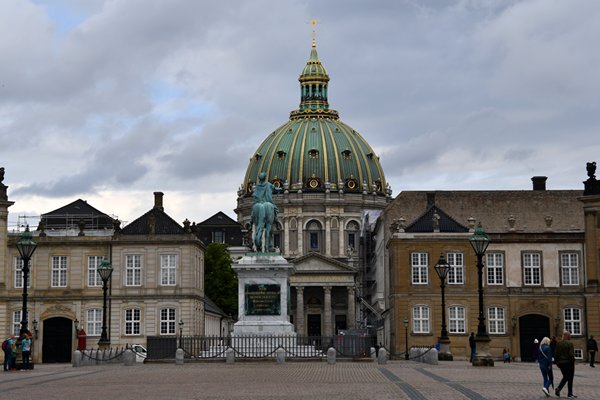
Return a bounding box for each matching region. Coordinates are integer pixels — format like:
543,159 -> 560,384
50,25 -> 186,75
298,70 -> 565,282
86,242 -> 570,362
225,348 -> 235,364
276,348 -> 285,364
72,350 -> 82,367
175,348 -> 184,365
370,347 -> 377,362
327,347 -> 336,365
377,348 -> 388,365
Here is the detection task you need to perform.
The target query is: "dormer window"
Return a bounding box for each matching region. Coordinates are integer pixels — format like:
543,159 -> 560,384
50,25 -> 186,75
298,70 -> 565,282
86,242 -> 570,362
254,153 -> 262,161
342,149 -> 351,160
367,152 -> 374,160
277,150 -> 286,159
309,149 -> 319,159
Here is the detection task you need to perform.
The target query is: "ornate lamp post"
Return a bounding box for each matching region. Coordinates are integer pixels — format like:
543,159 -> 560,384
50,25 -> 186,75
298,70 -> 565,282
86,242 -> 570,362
469,222 -> 494,366
16,226 -> 37,337
97,259 -> 113,346
403,318 -> 409,360
434,254 -> 453,360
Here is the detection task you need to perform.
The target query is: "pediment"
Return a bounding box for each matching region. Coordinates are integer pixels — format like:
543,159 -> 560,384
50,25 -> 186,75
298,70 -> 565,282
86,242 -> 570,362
291,252 -> 357,275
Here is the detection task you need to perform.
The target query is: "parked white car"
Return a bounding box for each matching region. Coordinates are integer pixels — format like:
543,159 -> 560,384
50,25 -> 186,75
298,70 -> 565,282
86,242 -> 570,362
131,344 -> 147,363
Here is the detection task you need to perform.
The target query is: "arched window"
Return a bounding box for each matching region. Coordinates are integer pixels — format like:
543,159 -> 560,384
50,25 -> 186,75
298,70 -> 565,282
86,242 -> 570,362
346,220 -> 360,252
305,220 -> 323,253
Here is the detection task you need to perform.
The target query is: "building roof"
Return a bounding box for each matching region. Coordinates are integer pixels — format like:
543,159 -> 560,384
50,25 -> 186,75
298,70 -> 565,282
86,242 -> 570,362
198,211 -> 240,227
384,189 -> 584,234
240,38 -> 388,197
405,205 -> 469,233
120,207 -> 185,235
38,199 -> 114,230
204,297 -> 228,317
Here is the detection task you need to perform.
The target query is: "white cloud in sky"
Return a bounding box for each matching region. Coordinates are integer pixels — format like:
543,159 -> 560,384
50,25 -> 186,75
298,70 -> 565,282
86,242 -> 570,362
2,0 -> 599,230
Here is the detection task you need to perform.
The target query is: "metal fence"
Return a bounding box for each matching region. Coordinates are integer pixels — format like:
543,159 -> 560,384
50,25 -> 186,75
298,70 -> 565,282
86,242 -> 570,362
146,334 -> 376,360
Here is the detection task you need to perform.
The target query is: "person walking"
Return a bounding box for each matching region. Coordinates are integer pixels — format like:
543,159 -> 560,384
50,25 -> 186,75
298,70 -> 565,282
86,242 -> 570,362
538,337 -> 553,397
469,332 -> 476,362
21,334 -> 31,370
587,335 -> 598,367
554,330 -> 576,398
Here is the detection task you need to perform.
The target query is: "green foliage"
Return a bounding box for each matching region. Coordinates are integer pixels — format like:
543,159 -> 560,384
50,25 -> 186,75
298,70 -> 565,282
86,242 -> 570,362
204,243 -> 238,316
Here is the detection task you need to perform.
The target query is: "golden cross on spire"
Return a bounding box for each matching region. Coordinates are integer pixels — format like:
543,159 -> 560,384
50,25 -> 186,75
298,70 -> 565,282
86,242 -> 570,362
311,19 -> 318,47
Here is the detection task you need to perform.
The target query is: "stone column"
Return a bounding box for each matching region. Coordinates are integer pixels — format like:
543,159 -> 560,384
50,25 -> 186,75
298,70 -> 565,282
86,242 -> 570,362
325,216 -> 331,257
346,286 -> 356,329
284,217 -> 290,258
338,217 -> 345,257
297,217 -> 303,256
323,286 -> 332,336
296,286 -> 305,335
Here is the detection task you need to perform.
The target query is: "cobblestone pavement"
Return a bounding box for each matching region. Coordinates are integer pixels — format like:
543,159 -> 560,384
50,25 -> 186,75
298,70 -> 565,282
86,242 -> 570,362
1,360 -> 598,400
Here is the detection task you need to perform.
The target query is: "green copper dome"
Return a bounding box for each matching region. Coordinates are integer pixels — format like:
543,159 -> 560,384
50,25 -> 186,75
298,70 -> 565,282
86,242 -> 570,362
241,41 -> 389,196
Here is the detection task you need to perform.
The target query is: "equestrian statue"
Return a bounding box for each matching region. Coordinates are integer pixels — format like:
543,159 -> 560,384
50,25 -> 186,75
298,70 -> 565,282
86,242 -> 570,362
251,172 -> 280,252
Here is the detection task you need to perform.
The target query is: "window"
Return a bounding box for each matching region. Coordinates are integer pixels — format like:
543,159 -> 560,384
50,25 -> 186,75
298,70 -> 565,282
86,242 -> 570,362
310,232 -> 319,250
448,306 -> 466,334
523,252 -> 541,286
560,252 -> 579,286
488,307 -> 505,334
564,308 -> 582,335
212,231 -> 225,244
411,252 -> 428,284
125,255 -> 142,286
87,309 -> 102,336
12,311 -> 21,336
14,257 -> 29,289
160,308 -> 176,335
125,309 -> 141,335
88,256 -> 103,287
486,253 -> 504,285
574,349 -> 583,359
51,256 -> 68,287
412,306 -> 430,334
447,253 -> 464,284
160,255 -> 177,286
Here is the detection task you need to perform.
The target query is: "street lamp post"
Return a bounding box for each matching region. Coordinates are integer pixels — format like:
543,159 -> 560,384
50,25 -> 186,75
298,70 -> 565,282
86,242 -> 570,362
403,318 -> 409,360
16,226 -> 37,338
469,222 -> 494,366
434,254 -> 453,361
97,259 -> 113,347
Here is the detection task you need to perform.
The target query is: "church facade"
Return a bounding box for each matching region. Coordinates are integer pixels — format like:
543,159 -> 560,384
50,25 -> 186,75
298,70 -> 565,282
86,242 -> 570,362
235,37 -> 391,336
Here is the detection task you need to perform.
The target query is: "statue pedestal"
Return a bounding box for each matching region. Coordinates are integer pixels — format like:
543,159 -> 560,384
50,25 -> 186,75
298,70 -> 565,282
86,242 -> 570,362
232,253 -> 296,336
472,336 -> 494,367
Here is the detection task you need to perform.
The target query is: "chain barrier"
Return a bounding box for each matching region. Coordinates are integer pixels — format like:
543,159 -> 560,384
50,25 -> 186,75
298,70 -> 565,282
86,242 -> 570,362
79,345 -> 129,362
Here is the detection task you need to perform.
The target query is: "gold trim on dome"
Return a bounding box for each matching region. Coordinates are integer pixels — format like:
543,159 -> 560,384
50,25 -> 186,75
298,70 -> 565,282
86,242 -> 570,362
319,120 -> 329,184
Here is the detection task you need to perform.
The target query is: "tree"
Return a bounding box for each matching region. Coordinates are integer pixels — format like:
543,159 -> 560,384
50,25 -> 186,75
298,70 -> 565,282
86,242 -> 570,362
204,243 -> 238,317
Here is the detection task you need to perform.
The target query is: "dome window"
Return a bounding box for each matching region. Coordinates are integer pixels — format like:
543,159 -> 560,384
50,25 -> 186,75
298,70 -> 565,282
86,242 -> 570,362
277,150 -> 287,159
345,178 -> 358,191
254,153 -> 262,161
342,149 -> 352,160
305,174 -> 322,190
367,152 -> 374,160
309,149 -> 319,159
272,177 -> 284,190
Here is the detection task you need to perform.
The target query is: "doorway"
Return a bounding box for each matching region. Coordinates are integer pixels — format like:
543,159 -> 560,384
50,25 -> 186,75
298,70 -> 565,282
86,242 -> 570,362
519,314 -> 550,362
307,314 -> 321,336
42,317 -> 73,363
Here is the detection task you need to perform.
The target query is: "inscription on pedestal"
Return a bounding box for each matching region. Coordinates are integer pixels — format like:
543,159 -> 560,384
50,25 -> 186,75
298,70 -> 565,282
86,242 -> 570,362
245,284 -> 281,315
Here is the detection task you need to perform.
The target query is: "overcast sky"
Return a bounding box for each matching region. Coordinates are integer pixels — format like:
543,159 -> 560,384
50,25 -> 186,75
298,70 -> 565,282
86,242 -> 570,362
1,0 -> 599,230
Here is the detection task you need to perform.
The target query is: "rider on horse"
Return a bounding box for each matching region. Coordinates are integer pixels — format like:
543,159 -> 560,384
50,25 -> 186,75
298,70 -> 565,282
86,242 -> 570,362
251,172 -> 280,252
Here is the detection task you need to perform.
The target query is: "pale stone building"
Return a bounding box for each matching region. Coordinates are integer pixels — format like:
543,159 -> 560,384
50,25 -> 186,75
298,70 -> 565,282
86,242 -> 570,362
0,187 -> 205,364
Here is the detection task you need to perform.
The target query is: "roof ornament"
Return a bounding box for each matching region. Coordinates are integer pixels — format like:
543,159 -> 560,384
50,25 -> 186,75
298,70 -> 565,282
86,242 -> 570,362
311,19 -> 317,48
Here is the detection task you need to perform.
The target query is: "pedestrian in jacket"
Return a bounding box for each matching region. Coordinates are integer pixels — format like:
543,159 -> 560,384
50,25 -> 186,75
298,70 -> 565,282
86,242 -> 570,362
587,335 -> 598,367
555,330 -> 576,398
538,337 -> 553,397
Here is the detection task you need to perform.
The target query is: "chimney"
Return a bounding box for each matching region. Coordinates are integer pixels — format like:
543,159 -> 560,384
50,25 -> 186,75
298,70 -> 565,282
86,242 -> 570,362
154,191 -> 164,211
531,176 -> 547,191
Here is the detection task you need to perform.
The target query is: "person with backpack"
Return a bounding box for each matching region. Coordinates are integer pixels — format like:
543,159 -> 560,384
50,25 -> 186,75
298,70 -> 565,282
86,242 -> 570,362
2,336 -> 15,371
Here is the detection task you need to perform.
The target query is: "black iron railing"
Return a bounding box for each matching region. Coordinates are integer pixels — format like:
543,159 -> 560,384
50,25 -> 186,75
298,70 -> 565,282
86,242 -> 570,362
146,334 -> 376,360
